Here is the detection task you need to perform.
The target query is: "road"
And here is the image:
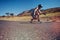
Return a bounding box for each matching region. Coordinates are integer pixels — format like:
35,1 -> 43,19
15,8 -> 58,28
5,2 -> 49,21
0,20 -> 60,40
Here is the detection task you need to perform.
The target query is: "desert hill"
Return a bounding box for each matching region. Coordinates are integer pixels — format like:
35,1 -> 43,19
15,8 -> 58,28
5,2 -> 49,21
17,7 -> 60,16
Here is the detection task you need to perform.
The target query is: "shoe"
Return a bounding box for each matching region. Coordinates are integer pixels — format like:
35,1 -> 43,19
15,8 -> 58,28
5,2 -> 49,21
40,21 -> 42,23
30,21 -> 32,23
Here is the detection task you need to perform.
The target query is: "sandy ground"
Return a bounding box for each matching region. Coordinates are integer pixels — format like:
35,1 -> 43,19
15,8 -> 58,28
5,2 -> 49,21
0,20 -> 60,40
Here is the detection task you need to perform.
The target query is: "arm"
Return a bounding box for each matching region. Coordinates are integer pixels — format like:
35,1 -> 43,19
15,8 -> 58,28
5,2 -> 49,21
43,12 -> 46,15
38,10 -> 42,15
34,7 -> 38,15
39,10 -> 42,13
39,10 -> 46,15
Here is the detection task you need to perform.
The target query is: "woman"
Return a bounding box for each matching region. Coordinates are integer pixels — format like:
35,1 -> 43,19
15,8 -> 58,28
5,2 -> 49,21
30,4 -> 42,23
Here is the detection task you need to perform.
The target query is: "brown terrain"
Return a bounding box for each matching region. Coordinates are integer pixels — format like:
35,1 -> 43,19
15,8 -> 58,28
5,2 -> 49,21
0,7 -> 60,40
17,7 -> 60,16
0,21 -> 60,40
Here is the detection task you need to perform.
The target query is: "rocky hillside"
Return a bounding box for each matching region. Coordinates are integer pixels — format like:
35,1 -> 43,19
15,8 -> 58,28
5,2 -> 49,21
17,7 -> 60,16
45,7 -> 60,13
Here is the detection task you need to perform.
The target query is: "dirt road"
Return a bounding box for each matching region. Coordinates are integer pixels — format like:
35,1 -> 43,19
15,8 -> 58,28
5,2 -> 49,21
0,20 -> 60,40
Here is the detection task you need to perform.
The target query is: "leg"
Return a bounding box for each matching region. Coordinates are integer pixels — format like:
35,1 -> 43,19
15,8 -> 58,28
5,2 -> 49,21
30,19 -> 33,23
37,15 -> 40,22
30,16 -> 34,23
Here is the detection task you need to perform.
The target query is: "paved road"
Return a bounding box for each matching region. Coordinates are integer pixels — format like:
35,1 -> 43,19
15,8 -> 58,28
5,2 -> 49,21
0,20 -> 60,40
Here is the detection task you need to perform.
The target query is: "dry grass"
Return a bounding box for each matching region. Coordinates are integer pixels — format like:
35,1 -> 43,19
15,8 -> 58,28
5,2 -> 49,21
0,12 -> 60,22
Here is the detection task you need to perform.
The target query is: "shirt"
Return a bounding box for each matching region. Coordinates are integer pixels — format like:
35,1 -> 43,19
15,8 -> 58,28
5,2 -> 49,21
34,7 -> 42,15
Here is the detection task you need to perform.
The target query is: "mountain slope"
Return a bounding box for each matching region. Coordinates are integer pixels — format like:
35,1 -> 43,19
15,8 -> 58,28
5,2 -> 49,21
17,7 -> 60,16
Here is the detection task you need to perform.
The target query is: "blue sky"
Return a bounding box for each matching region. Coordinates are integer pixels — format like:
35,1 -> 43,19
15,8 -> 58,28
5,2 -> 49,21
0,0 -> 60,16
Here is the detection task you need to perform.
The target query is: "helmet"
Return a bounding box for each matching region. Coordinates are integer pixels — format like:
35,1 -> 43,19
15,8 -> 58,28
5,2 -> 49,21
38,4 -> 42,8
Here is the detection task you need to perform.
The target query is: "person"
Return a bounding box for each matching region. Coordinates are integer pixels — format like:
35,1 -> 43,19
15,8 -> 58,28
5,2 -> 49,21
30,4 -> 42,23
